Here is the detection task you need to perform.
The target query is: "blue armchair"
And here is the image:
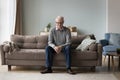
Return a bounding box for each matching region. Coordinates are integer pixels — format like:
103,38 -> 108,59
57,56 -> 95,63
99,33 -> 120,56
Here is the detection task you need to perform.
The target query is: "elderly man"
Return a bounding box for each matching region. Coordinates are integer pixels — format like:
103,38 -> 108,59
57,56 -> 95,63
41,16 -> 74,74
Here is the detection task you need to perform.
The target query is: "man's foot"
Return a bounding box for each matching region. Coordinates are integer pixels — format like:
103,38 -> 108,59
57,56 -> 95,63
41,69 -> 52,74
67,69 -> 76,75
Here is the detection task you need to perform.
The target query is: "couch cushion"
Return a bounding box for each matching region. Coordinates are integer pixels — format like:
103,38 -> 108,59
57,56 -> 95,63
11,35 -> 48,49
5,49 -> 46,60
5,49 -> 66,61
36,35 -> 48,49
71,50 -> 97,60
5,49 -> 98,61
11,34 -> 95,49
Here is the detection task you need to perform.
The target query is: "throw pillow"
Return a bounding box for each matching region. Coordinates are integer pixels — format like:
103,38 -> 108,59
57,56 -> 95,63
76,36 -> 96,51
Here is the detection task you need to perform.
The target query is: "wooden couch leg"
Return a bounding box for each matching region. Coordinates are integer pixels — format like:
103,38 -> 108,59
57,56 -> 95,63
91,66 -> 96,72
8,65 -> 11,71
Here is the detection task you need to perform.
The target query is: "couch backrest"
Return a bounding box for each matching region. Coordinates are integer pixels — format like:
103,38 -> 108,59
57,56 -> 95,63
11,34 -> 95,49
71,35 -> 86,49
71,34 -> 95,49
11,35 -> 48,49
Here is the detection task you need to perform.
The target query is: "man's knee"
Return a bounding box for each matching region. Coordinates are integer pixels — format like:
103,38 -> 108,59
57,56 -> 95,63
45,46 -> 52,50
65,45 -> 71,50
45,46 -> 55,53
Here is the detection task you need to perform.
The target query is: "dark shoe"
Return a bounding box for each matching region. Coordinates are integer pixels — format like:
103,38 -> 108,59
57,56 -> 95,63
67,69 -> 76,75
41,69 -> 52,74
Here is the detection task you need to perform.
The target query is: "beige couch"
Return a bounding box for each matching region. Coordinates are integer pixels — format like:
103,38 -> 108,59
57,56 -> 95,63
0,34 -> 102,71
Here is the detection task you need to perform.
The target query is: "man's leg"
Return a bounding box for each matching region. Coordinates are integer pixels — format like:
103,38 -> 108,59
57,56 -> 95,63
41,46 -> 55,74
62,45 -> 71,69
62,45 -> 75,74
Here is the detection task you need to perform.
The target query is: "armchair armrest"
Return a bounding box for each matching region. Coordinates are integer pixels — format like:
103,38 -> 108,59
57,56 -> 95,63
99,39 -> 109,47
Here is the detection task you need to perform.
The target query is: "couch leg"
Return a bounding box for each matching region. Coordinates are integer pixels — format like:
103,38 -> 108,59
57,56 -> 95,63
8,65 -> 11,71
91,66 -> 96,72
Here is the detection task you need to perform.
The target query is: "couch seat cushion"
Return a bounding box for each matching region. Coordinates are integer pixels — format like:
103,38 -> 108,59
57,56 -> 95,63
5,49 -> 71,61
71,50 -> 97,60
5,49 -> 45,60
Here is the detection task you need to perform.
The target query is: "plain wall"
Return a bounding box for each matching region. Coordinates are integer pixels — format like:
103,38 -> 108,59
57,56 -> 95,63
107,0 -> 120,33
22,0 -> 106,41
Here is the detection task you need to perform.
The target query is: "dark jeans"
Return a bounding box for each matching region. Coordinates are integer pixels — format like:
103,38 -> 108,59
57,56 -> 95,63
45,45 -> 71,69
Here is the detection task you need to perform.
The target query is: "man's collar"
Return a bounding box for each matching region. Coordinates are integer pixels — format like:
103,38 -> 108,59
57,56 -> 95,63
56,26 -> 64,31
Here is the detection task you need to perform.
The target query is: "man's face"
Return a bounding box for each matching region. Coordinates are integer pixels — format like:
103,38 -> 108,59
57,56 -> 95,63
55,19 -> 64,29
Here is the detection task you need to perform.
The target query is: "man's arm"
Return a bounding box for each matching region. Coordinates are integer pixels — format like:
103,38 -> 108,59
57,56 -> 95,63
48,29 -> 55,48
48,29 -> 61,54
60,29 -> 71,47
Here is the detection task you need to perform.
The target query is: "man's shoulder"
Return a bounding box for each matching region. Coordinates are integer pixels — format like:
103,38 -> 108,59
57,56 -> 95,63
50,27 -> 56,32
63,26 -> 70,32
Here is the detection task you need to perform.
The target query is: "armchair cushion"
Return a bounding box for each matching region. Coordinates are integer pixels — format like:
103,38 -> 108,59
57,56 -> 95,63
109,33 -> 120,46
103,45 -> 120,52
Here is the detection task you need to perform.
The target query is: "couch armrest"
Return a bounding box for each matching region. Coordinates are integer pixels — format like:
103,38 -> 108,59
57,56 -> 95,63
3,44 -> 10,53
97,43 -> 102,66
87,43 -> 97,51
99,39 -> 109,47
0,44 -> 6,65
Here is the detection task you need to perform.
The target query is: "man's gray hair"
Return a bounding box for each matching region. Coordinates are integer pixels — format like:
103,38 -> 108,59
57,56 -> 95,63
55,16 -> 64,22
